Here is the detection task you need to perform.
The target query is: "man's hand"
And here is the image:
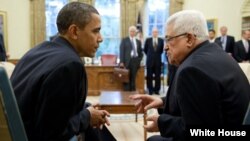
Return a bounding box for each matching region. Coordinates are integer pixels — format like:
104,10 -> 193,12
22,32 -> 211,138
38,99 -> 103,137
6,52 -> 10,60
144,114 -> 160,132
130,94 -> 163,112
87,106 -> 110,129
119,63 -> 125,68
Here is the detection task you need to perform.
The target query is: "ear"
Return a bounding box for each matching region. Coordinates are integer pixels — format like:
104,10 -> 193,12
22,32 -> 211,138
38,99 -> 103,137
186,33 -> 195,48
67,24 -> 78,40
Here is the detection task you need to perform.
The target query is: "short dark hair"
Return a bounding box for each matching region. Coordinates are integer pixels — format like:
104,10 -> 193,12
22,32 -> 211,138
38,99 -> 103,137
209,29 -> 215,34
242,29 -> 250,35
56,2 -> 99,34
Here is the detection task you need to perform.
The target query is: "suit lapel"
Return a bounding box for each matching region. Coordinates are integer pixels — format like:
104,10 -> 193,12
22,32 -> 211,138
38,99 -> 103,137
127,37 -> 133,51
240,41 -> 247,53
240,40 -> 250,53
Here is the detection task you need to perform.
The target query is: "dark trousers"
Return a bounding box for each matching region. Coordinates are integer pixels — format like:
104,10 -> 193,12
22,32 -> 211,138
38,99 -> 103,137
147,135 -> 172,141
80,102 -> 116,141
123,57 -> 140,91
146,63 -> 161,94
82,125 -> 116,141
0,52 -> 6,61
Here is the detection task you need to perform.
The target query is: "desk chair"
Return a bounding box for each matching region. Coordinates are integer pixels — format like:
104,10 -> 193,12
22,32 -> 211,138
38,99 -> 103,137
101,54 -> 117,66
243,102 -> 250,125
0,61 -> 15,78
0,67 -> 28,141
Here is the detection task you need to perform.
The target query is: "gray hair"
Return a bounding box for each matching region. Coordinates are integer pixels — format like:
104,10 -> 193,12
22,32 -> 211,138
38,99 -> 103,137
129,25 -> 137,32
166,10 -> 208,41
57,2 -> 99,34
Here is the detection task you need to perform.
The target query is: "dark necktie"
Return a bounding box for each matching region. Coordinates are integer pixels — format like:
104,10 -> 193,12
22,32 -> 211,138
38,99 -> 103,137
153,39 -> 157,51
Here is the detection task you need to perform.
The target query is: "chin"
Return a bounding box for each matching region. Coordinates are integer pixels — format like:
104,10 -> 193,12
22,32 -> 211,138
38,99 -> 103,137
88,53 -> 95,58
82,52 -> 94,58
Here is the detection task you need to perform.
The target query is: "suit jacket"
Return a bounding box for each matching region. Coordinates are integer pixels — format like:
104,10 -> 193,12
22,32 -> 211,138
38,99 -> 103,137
0,34 -> 7,61
158,41 -> 250,140
215,35 -> 235,55
119,37 -> 143,68
11,37 -> 90,141
144,37 -> 164,68
234,40 -> 250,62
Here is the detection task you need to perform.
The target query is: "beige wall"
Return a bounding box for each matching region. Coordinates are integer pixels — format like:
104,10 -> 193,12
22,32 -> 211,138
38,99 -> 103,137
183,0 -> 245,41
0,0 -> 30,59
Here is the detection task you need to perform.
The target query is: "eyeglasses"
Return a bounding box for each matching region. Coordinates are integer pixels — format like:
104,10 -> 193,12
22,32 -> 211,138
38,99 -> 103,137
165,33 -> 188,43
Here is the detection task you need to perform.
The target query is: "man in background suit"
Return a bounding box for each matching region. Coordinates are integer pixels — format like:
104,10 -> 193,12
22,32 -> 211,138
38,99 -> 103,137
215,26 -> 235,58
144,27 -> 164,95
208,29 -> 216,43
0,33 -> 7,61
119,25 -> 143,91
234,30 -> 250,62
131,10 -> 250,141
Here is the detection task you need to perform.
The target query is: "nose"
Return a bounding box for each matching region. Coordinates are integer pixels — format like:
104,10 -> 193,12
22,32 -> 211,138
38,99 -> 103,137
98,33 -> 103,43
164,44 -> 169,51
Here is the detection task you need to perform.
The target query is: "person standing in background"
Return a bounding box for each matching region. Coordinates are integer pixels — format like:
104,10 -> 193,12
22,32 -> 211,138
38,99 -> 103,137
0,33 -> 7,61
119,25 -> 143,91
144,27 -> 164,95
11,2 -> 112,141
234,30 -> 250,62
215,26 -> 235,58
208,29 -> 216,43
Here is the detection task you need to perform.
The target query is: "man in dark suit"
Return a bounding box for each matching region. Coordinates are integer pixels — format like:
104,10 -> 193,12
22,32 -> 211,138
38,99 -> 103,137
215,26 -> 235,58
11,2 -> 113,141
119,25 -> 143,91
144,27 -> 164,94
0,33 -> 7,61
234,30 -> 250,62
131,10 -> 250,141
208,29 -> 216,43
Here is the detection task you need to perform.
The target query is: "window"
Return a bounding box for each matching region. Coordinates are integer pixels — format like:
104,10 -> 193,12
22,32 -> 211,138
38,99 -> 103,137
45,0 -> 68,40
145,0 -> 169,37
95,0 -> 120,58
145,0 -> 169,75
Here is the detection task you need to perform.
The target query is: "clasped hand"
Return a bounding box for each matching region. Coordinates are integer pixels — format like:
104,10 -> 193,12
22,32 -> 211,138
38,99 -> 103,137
87,105 -> 110,129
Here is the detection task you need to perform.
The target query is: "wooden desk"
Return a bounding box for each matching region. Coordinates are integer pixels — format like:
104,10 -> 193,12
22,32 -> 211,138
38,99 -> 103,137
99,91 -> 147,141
85,64 -> 145,96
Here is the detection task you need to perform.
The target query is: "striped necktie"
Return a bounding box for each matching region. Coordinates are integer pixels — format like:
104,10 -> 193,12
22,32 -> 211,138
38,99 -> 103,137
153,38 -> 157,51
221,36 -> 226,50
131,38 -> 137,57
